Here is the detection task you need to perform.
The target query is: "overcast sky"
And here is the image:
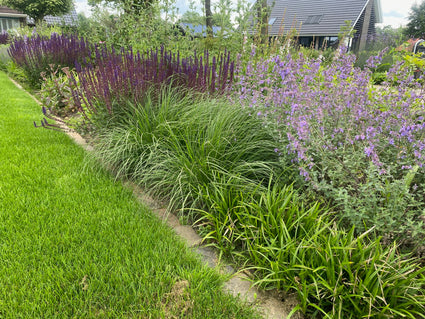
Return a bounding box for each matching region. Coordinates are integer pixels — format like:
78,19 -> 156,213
381,0 -> 418,27
74,0 -> 420,28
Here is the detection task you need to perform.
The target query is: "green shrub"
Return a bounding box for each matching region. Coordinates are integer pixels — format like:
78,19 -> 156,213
12,22 -> 64,39
5,60 -> 27,85
0,44 -> 10,71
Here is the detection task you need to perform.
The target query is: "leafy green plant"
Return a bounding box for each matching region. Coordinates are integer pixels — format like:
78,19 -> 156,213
328,163 -> 424,248
0,44 -> 11,71
403,50 -> 425,80
197,179 -> 425,318
292,228 -> 425,318
39,65 -> 78,117
10,21 -> 64,39
5,60 -> 27,84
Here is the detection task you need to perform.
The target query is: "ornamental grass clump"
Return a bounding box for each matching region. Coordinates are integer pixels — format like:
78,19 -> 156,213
70,46 -> 234,123
198,180 -> 425,318
235,47 -> 425,248
8,33 -> 93,88
92,87 -> 282,213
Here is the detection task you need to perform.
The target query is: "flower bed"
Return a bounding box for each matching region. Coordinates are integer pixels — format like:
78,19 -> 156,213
11,32 -> 425,318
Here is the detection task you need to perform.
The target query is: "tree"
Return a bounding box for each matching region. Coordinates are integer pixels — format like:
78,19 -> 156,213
212,0 -> 233,29
179,10 -> 204,25
3,0 -> 73,24
179,0 -> 232,29
256,0 -> 268,45
371,25 -> 407,51
88,0 -> 155,15
204,0 -> 213,37
405,0 -> 425,39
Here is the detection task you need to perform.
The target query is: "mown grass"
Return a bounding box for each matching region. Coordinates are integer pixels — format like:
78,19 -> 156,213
0,71 -> 257,318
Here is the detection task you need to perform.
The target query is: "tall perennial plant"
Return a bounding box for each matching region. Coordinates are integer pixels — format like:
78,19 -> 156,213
70,46 -> 234,121
8,33 -> 93,88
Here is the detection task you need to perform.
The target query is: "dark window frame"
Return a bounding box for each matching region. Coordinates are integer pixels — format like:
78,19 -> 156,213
304,15 -> 323,25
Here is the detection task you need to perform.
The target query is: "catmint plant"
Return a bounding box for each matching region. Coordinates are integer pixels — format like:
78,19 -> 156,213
234,46 -> 425,247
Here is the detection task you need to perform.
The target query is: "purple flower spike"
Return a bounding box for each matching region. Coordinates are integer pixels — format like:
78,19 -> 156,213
69,46 -> 235,116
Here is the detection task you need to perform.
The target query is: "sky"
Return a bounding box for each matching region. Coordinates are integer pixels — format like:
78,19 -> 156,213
74,0 -> 420,28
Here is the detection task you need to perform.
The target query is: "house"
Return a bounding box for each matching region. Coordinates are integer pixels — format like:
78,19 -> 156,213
0,6 -> 27,32
26,9 -> 78,27
0,6 -> 78,32
251,0 -> 383,51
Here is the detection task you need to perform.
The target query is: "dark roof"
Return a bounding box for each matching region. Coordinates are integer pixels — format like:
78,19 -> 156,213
179,23 -> 223,37
0,6 -> 27,17
256,0 -> 382,36
27,8 -> 78,26
0,6 -> 24,15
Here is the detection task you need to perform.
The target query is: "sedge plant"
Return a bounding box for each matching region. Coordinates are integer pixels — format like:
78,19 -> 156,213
198,177 -> 425,318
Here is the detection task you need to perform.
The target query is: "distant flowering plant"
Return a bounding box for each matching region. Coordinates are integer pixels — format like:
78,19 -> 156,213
234,46 -> 425,245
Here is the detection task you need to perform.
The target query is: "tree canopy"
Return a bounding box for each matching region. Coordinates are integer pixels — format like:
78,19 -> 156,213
405,0 -> 425,38
178,0 -> 233,29
88,0 -> 155,15
179,10 -> 232,28
3,0 -> 73,23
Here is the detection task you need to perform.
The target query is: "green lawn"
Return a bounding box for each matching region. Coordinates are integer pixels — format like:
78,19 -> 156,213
0,71 -> 256,318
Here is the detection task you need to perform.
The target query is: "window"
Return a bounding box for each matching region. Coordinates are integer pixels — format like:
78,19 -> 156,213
0,19 -> 6,32
268,17 -> 276,25
327,36 -> 338,46
0,18 -> 20,32
304,15 -> 323,25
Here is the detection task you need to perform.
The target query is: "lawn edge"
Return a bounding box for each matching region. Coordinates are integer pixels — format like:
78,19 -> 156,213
7,75 -> 299,319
